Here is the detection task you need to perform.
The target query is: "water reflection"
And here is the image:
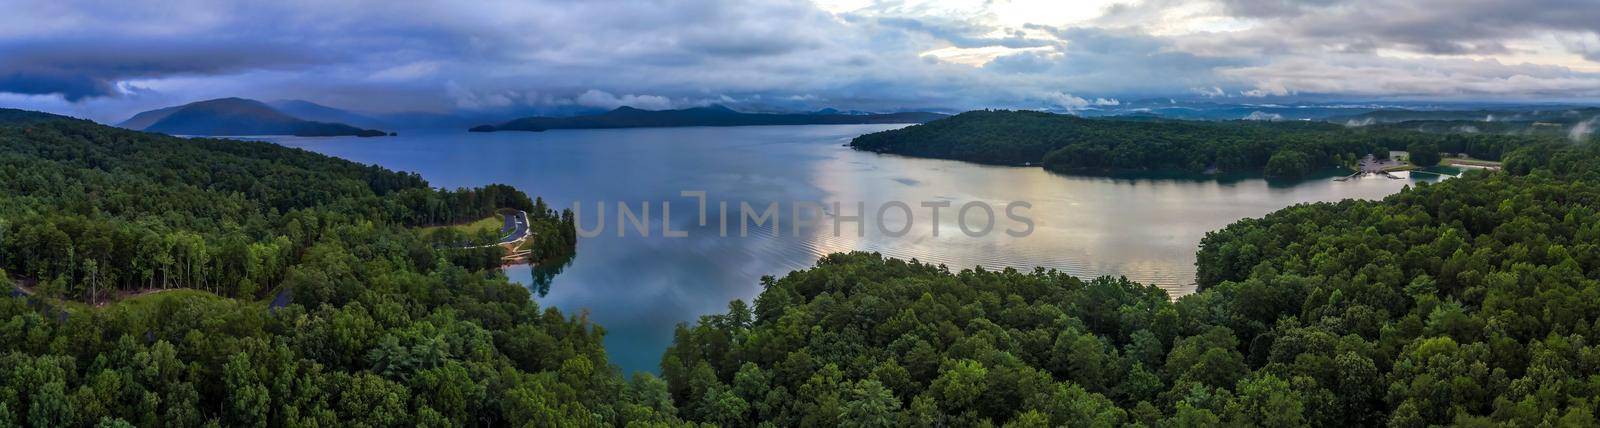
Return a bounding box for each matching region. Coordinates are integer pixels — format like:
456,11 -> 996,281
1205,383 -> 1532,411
517,255 -> 574,297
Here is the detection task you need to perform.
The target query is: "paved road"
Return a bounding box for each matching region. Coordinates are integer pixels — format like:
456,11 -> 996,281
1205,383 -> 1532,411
498,210 -> 530,245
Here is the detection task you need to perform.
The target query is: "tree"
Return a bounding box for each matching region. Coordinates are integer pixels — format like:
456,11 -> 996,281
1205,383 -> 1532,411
697,387 -> 748,426
1408,141 -> 1442,166
94,417 -> 136,428
842,380 -> 901,428
29,381 -> 74,427
1226,375 -> 1305,427
339,374 -> 411,427
1166,402 -> 1223,427
930,360 -> 988,412
0,112 -> 606,428
223,354 -> 269,428
1265,149 -> 1314,178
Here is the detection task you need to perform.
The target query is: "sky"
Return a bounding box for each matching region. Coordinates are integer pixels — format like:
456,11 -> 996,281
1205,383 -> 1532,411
4,0 -> 1600,123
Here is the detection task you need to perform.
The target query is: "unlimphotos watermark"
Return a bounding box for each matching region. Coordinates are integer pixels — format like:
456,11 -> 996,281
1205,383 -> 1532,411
572,191 -> 1033,238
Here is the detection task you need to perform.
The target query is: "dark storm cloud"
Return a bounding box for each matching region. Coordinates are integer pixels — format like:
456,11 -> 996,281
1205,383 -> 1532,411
0,38 -> 320,100
0,73 -> 108,102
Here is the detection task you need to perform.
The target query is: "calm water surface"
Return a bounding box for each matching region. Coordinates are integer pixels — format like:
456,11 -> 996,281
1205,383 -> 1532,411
270,125 -> 1439,374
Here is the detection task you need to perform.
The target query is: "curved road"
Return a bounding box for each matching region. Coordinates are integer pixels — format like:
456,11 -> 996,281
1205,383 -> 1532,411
498,210 -> 530,245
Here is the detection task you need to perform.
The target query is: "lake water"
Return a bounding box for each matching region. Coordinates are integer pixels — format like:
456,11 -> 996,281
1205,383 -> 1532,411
269,125 -> 1439,374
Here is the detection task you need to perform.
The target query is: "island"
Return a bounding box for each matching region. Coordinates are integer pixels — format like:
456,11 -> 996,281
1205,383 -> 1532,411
469,104 -> 948,132
118,97 -> 389,137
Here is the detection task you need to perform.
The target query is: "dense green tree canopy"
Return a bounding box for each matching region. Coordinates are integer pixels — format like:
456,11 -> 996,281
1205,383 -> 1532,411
1264,150 -> 1315,179
665,142 -> 1600,426
0,111 -> 575,303
0,110 -> 673,427
1406,141 -> 1442,167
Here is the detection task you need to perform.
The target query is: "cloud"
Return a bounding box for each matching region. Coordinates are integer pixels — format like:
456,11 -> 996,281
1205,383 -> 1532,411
871,16 -> 1058,50
1240,84 -> 1291,97
1214,0 -> 1600,55
1218,55 -> 1600,99
2,0 -> 1600,123
573,90 -> 676,110
1043,92 -> 1120,110
1572,116 -> 1599,142
370,62 -> 442,82
0,38 -> 318,101
1559,33 -> 1600,62
983,51 -> 1059,73
446,82 -> 516,110
1194,87 -> 1227,97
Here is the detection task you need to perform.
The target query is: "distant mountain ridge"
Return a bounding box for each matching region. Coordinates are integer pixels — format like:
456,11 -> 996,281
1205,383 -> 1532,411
268,99 -> 388,129
469,105 -> 948,132
117,105 -> 184,130
118,98 -> 389,137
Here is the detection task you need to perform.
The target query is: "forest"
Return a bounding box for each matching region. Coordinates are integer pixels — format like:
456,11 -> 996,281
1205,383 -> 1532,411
4,107 -> 1600,426
849,110 -> 1563,178
0,110 -> 574,302
663,141 -> 1600,426
0,110 -> 652,427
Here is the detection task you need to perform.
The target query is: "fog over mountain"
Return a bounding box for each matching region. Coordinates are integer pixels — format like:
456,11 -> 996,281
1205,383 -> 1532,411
2,0 -> 1599,123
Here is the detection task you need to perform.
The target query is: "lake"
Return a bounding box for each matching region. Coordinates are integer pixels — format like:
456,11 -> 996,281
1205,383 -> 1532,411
268,124 -> 1440,374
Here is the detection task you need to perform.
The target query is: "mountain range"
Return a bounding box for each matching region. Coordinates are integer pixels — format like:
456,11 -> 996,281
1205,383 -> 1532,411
116,97 -> 1597,138
118,98 -> 390,137
469,105 -> 949,132
267,99 -> 389,130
